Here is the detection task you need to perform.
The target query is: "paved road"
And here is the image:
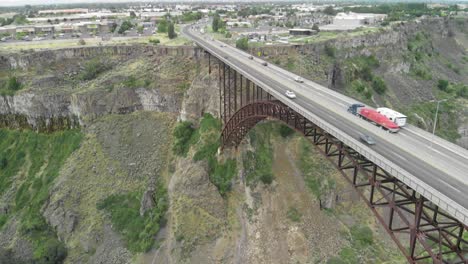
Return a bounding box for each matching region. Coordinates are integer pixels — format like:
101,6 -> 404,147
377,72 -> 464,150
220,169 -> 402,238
183,26 -> 468,221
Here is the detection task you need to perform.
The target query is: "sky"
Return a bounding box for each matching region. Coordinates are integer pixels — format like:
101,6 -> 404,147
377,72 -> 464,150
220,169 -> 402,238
0,0 -> 467,7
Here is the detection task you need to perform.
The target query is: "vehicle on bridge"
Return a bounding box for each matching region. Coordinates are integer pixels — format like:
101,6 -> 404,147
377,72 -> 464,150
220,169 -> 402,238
294,76 -> 304,83
360,134 -> 376,145
376,107 -> 407,127
348,104 -> 400,133
285,90 -> 296,99
261,62 -> 268,66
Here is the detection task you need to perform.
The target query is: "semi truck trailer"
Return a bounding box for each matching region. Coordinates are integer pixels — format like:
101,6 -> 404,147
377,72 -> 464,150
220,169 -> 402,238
376,107 -> 407,127
348,104 -> 400,133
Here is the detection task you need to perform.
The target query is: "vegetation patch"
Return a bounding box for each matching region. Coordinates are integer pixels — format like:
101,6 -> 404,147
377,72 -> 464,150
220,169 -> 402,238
344,55 -> 386,98
172,121 -> 197,157
0,129 -> 82,263
236,37 -> 249,51
297,138 -> 335,198
97,181 -> 168,253
192,114 -> 236,196
403,100 -> 461,143
79,58 -> 110,81
122,75 -> 151,88
327,225 -> 374,264
286,207 -> 302,222
243,123 -> 275,186
0,75 -> 23,96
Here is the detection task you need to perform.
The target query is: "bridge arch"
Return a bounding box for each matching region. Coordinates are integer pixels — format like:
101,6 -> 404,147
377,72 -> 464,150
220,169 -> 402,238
221,100 -> 468,263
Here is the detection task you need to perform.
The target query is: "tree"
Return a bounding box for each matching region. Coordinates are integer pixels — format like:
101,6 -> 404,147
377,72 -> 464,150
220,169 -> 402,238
236,37 -> 248,51
137,25 -> 144,34
157,19 -> 168,33
168,22 -> 177,39
78,38 -> 86,45
212,14 -> 220,32
312,23 -> 320,32
129,11 -> 136,18
118,20 -> 133,34
323,6 -> 337,16
437,79 -> 449,91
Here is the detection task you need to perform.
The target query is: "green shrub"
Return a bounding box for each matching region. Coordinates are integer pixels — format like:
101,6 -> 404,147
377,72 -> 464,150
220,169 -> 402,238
6,76 -> 22,91
350,225 -> 373,247
411,64 -> 432,80
236,37 -> 249,51
33,237 -> 67,264
455,84 -> 468,99
437,79 -> 449,92
372,76 -> 387,95
149,38 -> 160,45
97,181 -> 168,253
209,158 -> 237,196
172,121 -> 195,156
287,207 -> 301,222
325,44 -> 336,58
0,157 -> 7,170
79,58 -> 108,81
0,215 -> 7,229
279,124 -> 294,138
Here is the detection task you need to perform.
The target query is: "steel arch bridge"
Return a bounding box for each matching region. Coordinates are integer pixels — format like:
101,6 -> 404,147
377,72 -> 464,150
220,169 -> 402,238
207,55 -> 468,263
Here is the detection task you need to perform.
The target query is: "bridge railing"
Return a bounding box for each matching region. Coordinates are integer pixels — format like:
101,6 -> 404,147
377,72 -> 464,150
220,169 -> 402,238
192,35 -> 468,226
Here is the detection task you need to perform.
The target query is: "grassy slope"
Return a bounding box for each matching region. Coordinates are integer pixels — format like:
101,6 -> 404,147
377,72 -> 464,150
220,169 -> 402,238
0,129 -> 82,263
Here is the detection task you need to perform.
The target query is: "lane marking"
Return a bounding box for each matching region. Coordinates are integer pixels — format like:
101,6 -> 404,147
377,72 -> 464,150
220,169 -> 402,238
437,178 -> 462,194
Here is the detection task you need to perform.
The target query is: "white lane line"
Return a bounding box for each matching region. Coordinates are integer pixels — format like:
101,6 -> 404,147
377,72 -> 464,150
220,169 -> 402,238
403,129 -> 468,160
390,151 -> 406,161
437,178 -> 462,193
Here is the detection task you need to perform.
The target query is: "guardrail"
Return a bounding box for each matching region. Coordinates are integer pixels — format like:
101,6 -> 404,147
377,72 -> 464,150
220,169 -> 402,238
189,30 -> 468,226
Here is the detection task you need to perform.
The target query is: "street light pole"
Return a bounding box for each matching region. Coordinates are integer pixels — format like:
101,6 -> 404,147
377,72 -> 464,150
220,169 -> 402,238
430,99 -> 447,149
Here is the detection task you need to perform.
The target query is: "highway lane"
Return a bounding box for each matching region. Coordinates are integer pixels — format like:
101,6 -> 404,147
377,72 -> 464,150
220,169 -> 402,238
183,27 -> 468,211
217,37 -> 468,179
219,37 -> 468,166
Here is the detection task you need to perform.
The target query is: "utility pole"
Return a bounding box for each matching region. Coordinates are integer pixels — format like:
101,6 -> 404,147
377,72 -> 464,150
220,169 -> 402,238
429,99 -> 448,149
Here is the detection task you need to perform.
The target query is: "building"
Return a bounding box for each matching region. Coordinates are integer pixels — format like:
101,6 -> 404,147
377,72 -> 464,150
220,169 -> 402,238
38,9 -> 88,16
289,28 -> 317,36
226,21 -> 251,28
320,12 -> 386,31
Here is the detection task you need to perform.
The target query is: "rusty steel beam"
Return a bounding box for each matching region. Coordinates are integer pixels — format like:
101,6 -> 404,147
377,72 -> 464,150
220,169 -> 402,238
220,99 -> 468,263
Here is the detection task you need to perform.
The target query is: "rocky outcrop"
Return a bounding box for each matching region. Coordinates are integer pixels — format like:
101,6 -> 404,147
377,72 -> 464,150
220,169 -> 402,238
1,45 -> 203,70
0,87 -> 180,131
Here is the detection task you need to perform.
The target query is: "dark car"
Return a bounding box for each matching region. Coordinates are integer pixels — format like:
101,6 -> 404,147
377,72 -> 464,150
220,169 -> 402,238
261,62 -> 268,66
360,134 -> 376,145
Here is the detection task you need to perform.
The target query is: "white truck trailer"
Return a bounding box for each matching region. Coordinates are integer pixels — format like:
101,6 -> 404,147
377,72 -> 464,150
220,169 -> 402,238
376,107 -> 407,127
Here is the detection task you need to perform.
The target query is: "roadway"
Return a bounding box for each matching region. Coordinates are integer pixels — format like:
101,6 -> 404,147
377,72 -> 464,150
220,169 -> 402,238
182,25 -> 468,221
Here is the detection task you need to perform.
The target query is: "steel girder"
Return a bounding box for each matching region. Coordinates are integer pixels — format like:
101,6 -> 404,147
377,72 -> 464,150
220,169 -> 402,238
220,100 -> 468,263
213,58 -> 467,263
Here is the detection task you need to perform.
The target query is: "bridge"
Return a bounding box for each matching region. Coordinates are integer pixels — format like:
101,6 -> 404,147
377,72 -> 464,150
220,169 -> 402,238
182,25 -> 468,263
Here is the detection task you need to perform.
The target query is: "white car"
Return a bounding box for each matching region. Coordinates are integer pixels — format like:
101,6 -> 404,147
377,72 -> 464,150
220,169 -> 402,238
294,76 -> 304,83
285,90 -> 296,99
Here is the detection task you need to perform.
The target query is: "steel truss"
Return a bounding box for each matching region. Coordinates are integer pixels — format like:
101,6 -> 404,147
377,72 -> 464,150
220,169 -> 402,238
214,59 -> 468,263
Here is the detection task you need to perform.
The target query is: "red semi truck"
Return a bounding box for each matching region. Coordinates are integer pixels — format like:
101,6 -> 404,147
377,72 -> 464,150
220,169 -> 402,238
348,104 -> 400,133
